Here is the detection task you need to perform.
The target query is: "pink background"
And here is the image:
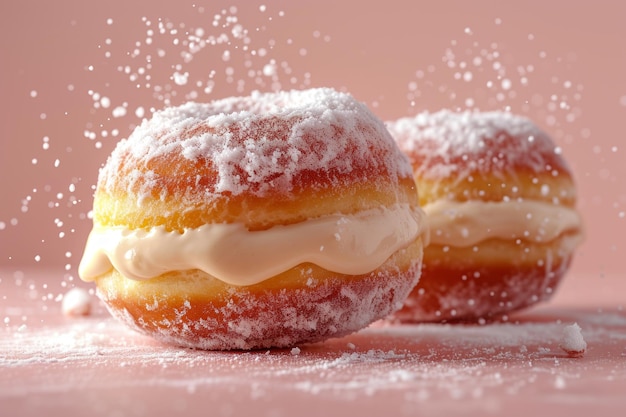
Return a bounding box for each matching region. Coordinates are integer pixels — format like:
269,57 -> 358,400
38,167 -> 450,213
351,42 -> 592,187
1,0 -> 625,288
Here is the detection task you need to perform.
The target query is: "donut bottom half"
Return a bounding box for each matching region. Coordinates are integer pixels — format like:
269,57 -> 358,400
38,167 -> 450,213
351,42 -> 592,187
95,239 -> 424,350
391,234 -> 580,322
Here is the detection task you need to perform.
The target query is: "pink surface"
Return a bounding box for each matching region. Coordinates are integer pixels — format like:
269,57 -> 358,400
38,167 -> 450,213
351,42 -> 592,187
2,268 -> 625,417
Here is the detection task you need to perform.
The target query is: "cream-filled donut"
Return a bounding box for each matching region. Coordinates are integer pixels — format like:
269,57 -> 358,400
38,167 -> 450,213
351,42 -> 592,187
387,110 -> 583,322
79,88 -> 428,349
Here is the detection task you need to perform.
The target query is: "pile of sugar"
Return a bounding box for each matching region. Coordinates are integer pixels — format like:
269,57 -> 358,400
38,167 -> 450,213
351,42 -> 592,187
387,110 -> 570,180
559,322 -> 587,357
99,88 -> 412,202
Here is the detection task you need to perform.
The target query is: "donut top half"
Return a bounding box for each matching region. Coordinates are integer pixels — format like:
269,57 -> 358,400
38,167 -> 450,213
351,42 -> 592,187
94,88 -> 418,232
387,110 -> 577,209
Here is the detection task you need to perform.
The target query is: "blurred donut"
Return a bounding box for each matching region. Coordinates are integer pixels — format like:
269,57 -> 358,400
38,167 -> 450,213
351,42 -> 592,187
387,110 -> 583,322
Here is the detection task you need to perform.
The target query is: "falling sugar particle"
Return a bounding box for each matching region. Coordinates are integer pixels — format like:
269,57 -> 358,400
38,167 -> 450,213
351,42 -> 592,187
5,4 -> 320,291
554,376 -> 566,389
263,63 -> 277,77
405,28 -> 585,139
172,72 -> 189,86
112,106 -> 127,118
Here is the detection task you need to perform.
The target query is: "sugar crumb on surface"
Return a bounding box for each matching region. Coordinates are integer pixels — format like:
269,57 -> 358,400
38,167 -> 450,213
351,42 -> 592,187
61,287 -> 92,317
559,322 -> 587,358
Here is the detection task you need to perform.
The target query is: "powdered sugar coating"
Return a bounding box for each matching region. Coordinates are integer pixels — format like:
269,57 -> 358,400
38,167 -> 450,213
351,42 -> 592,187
99,88 -> 412,204
387,110 -> 571,180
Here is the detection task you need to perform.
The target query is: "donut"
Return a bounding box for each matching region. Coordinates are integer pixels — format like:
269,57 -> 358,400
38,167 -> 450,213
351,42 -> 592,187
387,110 -> 583,322
78,88 -> 428,350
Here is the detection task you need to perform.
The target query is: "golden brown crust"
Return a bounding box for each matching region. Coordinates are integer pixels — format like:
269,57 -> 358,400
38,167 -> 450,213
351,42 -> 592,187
94,176 -> 418,232
411,169 -> 576,208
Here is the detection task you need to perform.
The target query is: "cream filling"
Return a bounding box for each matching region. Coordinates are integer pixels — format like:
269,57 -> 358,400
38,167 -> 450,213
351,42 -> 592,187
78,204 -> 426,286
425,199 -> 583,247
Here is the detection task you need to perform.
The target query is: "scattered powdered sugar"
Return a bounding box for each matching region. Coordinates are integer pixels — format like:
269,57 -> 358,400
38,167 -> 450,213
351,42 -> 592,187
2,271 -> 626,411
1,4 -> 324,290
559,322 -> 587,357
387,110 -> 570,180
99,88 -> 412,202
404,24 -> 585,142
85,6 -> 314,144
61,287 -> 92,317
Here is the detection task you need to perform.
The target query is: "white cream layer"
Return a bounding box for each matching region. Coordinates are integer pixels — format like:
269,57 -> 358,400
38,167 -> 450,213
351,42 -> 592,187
425,199 -> 582,247
78,204 -> 426,286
